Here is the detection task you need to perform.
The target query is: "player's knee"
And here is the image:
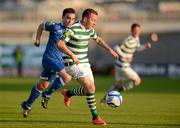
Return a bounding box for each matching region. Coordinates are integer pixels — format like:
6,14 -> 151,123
84,82 -> 95,94
37,81 -> 49,91
59,71 -> 72,84
87,81 -> 96,93
88,85 -> 95,93
134,78 -> 141,86
85,87 -> 95,94
63,75 -> 72,84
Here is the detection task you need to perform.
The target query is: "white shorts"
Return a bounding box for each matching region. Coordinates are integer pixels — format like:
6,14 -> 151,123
115,66 -> 139,81
65,63 -> 94,82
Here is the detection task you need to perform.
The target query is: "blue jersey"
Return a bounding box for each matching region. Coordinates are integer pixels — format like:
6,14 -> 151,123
43,21 -> 66,61
40,21 -> 67,80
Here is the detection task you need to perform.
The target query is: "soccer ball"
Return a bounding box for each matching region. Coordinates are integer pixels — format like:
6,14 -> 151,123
106,91 -> 123,108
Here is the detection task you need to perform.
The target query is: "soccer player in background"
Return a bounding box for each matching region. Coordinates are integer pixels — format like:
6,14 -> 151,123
42,8 -> 118,125
100,23 -> 157,103
21,8 -> 78,118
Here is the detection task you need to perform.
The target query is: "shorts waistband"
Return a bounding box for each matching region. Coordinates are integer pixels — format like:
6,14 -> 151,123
64,62 -> 74,66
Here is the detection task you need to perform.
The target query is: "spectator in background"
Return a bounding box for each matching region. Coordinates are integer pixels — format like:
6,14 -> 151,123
13,45 -> 23,77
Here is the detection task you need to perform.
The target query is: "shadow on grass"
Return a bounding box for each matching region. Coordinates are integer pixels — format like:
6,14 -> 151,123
0,120 -> 180,127
0,119 -> 90,124
108,122 -> 180,127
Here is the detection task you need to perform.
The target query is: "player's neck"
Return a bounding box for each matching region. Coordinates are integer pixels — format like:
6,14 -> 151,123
80,21 -> 89,30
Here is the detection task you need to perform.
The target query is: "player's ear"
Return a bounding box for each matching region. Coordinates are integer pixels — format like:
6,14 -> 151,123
84,17 -> 87,22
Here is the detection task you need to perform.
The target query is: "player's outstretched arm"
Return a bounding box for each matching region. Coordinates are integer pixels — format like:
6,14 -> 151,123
136,43 -> 151,52
34,23 -> 44,47
95,36 -> 119,59
57,40 -> 79,64
114,45 -> 133,62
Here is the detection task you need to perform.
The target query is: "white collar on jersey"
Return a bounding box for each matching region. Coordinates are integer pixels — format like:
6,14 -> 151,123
79,21 -> 93,31
129,34 -> 139,41
79,21 -> 86,30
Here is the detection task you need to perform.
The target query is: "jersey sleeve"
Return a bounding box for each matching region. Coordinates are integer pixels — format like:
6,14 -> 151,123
137,40 -> 140,47
44,21 -> 55,32
61,29 -> 74,43
90,29 -> 98,39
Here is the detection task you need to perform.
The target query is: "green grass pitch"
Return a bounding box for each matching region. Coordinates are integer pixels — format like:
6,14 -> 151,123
0,75 -> 180,128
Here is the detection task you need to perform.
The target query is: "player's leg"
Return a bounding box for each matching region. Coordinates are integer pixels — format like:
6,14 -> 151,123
62,63 -> 95,98
62,63 -> 95,99
21,64 -> 57,117
22,54 -> 59,111
100,66 -> 122,103
86,68 -> 106,125
43,69 -> 71,98
116,67 -> 141,91
101,82 -> 119,103
61,64 -> 106,125
21,82 -> 43,118
100,83 -> 118,103
74,74 -> 106,125
21,77 -> 50,117
41,59 -> 72,108
61,64 -> 87,106
100,66 -> 140,103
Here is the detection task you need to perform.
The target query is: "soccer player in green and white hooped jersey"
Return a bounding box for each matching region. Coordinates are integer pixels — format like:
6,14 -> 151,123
56,8 -> 118,125
62,23 -> 95,64
100,23 -> 153,103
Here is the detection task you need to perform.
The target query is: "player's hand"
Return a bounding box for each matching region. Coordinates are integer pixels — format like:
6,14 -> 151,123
34,40 -> 40,47
125,57 -> 133,62
146,43 -> 151,49
110,49 -> 119,59
151,33 -> 158,43
71,55 -> 79,65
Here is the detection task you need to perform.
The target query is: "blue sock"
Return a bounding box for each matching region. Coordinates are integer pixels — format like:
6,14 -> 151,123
43,77 -> 65,97
26,84 -> 42,107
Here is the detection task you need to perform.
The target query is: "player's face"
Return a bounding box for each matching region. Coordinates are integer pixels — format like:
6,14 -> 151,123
84,13 -> 97,29
132,26 -> 141,37
63,13 -> 76,28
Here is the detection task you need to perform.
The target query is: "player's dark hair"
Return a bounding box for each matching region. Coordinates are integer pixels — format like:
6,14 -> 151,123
62,8 -> 76,17
82,8 -> 98,19
131,23 -> 140,32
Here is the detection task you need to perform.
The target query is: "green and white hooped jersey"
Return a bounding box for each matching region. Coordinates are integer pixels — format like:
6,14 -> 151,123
116,35 -> 140,68
62,21 -> 97,64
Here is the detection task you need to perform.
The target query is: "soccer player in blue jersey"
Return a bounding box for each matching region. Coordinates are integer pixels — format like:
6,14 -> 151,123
21,8 -> 78,118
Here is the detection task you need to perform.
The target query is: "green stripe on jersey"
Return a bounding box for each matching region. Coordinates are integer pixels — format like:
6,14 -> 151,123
71,25 -> 81,29
124,42 -> 137,49
63,21 -> 97,64
66,42 -> 88,49
75,31 -> 92,36
73,51 -> 87,55
63,55 -> 88,60
121,46 -> 135,54
75,38 -> 90,42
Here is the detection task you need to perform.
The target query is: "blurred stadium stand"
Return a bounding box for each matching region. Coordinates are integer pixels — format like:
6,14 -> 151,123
0,0 -> 180,77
